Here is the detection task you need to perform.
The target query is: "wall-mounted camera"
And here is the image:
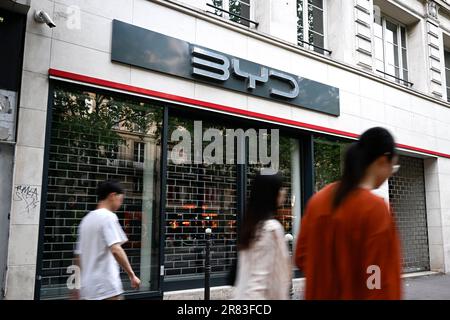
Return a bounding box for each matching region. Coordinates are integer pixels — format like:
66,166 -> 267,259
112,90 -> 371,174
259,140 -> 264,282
34,10 -> 56,28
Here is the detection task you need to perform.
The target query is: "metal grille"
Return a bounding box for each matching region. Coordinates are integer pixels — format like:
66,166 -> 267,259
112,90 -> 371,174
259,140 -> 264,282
164,117 -> 238,280
388,155 -> 430,273
165,163 -> 237,278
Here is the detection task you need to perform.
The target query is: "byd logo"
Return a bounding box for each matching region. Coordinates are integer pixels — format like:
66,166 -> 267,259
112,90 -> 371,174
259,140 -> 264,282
191,47 -> 300,99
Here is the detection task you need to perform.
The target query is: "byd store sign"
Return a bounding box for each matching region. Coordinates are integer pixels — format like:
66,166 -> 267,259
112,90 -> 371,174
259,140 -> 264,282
111,20 -> 340,116
192,47 -> 299,99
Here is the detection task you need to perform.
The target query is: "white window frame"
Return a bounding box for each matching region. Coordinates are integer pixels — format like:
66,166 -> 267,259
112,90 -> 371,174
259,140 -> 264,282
134,141 -> 145,163
374,14 -> 409,85
297,0 -> 328,54
444,48 -> 450,102
208,0 -> 252,27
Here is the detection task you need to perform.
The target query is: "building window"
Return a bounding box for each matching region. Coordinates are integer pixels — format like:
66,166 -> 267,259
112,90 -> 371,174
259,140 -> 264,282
133,176 -> 144,193
297,0 -> 327,54
374,13 -> 409,86
208,0 -> 251,27
444,49 -> 450,102
134,141 -> 145,163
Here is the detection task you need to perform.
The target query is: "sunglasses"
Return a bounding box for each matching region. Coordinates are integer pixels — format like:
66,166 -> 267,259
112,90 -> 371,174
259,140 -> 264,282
383,152 -> 400,174
392,164 -> 401,174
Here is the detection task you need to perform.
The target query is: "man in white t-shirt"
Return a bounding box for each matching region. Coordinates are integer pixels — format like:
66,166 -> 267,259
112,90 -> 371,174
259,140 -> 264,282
73,181 -> 141,300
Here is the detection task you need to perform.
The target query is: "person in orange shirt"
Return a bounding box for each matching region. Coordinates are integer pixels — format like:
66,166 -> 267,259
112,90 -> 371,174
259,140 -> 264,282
295,127 -> 402,300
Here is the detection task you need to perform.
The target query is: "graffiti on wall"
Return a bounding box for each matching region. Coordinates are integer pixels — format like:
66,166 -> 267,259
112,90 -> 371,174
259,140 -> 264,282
13,185 -> 40,215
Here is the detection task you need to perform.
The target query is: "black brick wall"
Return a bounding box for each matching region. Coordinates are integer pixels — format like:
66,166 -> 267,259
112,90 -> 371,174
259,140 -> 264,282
41,86 -> 162,298
44,129 -> 152,292
165,162 -> 237,278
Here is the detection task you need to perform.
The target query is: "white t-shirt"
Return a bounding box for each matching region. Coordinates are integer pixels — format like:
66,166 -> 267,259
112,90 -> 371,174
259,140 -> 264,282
75,208 -> 128,300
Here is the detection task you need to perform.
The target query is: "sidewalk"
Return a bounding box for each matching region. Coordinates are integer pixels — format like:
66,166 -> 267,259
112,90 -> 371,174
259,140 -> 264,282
403,273 -> 450,300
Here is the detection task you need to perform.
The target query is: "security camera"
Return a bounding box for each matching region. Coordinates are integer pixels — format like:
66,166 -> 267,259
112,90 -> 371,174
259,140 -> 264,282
34,10 -> 56,28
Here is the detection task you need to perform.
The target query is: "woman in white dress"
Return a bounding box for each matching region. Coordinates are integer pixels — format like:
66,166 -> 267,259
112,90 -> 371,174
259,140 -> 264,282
233,172 -> 292,300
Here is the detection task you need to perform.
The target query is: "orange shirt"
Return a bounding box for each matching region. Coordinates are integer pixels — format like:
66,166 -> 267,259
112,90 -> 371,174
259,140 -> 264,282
295,183 -> 402,300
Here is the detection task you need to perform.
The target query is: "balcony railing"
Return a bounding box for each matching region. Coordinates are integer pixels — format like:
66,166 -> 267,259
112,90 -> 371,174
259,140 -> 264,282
297,38 -> 332,56
376,69 -> 414,87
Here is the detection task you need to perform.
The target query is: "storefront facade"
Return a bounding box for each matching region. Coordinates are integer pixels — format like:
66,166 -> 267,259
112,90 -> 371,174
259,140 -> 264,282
3,0 -> 450,299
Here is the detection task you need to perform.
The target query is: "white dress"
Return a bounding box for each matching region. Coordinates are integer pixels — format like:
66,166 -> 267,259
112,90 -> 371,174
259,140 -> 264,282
233,219 -> 292,300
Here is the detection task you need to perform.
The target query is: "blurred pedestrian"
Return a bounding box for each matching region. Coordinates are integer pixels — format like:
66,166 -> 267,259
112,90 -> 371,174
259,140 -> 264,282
233,172 -> 291,300
295,127 -> 402,299
73,180 -> 140,300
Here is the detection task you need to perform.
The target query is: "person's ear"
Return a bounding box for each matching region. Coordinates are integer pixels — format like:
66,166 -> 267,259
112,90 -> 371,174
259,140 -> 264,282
374,156 -> 387,167
107,192 -> 116,201
392,154 -> 400,165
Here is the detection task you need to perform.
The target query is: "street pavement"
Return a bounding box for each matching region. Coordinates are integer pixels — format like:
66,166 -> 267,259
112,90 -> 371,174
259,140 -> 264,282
403,273 -> 450,300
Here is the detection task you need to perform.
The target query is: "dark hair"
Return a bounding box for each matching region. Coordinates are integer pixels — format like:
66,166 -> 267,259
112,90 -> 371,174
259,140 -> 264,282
96,180 -> 124,201
238,172 -> 283,250
333,127 -> 396,209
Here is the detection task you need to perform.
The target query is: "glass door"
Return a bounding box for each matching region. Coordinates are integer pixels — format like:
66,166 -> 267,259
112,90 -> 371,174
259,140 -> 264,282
164,110 -> 239,289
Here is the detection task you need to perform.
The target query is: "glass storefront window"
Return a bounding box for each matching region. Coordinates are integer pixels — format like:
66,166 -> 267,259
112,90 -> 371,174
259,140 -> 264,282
313,136 -> 348,192
41,85 -> 323,293
165,114 -> 238,283
40,84 -> 163,299
164,113 -> 303,284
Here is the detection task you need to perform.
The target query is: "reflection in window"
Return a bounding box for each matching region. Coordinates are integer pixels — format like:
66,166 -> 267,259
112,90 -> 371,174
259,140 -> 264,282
314,137 -> 348,192
246,135 -> 301,253
41,84 -> 163,299
374,13 -> 409,85
134,141 -> 145,163
297,0 -> 326,54
165,116 -> 238,281
208,0 -> 251,27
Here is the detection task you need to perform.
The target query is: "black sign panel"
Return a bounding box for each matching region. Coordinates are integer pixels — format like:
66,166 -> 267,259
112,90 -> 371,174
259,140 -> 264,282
111,20 -> 340,116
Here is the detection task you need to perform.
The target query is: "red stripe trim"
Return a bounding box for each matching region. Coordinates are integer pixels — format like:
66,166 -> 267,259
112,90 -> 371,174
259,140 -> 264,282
48,68 -> 450,159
